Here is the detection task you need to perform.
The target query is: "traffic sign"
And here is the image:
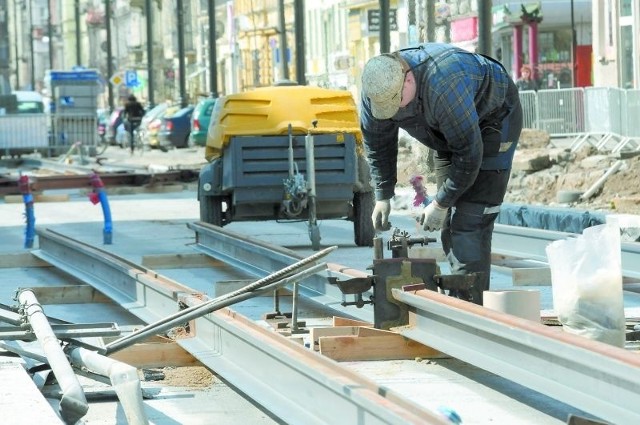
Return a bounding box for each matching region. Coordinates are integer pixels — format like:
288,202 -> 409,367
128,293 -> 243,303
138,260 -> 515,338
109,72 -> 124,86
50,70 -> 100,81
125,70 -> 139,88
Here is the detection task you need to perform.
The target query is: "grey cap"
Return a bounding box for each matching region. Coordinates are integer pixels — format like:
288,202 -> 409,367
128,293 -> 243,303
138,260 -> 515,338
361,55 -> 404,119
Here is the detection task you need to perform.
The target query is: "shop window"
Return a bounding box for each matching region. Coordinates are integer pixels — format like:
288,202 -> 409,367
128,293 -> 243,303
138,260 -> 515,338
537,29 -> 574,89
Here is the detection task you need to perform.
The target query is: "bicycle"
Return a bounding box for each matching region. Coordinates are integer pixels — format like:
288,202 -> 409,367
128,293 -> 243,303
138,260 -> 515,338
125,119 -> 145,156
95,130 -> 110,155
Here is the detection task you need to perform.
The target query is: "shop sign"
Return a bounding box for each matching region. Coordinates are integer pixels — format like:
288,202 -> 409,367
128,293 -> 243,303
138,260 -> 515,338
367,9 -> 398,32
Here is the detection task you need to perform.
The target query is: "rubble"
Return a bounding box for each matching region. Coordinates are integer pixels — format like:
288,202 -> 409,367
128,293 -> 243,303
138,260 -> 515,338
397,128 -> 640,216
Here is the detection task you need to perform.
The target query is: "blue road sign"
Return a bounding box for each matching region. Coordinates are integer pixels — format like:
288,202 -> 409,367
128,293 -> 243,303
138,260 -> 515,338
125,70 -> 139,88
49,70 -> 100,81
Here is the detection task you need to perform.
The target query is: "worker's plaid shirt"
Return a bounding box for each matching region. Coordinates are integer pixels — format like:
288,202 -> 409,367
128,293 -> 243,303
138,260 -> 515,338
360,43 -> 514,208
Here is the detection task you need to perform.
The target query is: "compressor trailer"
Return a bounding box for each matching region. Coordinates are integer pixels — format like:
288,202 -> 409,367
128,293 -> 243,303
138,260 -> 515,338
197,85 -> 376,249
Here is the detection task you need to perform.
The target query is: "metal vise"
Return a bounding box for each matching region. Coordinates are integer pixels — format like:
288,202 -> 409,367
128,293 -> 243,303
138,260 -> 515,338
328,228 -> 484,330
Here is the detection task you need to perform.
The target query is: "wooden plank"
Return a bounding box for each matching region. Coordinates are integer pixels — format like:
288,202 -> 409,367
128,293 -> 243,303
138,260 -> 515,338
319,333 -> 447,362
356,327 -> 399,337
0,362 -> 64,424
108,340 -> 202,368
289,337 -> 305,345
0,253 -> 49,269
310,326 -> 363,351
20,285 -> 111,304
4,193 -> 70,203
332,316 -> 373,327
141,253 -> 223,269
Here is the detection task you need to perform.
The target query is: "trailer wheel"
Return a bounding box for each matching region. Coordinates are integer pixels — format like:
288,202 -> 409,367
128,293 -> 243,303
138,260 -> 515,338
200,195 -> 224,226
353,191 -> 375,247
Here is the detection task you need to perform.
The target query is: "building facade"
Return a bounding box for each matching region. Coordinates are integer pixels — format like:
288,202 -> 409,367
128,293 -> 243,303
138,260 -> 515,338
592,0 -> 639,89
5,1 -> 639,109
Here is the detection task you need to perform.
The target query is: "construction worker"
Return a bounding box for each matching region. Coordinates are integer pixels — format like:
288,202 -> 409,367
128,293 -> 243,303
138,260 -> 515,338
360,43 -> 523,305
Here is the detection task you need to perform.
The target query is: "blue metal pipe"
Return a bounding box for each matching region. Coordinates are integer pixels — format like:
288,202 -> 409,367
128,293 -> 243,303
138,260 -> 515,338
18,174 -> 36,249
89,173 -> 113,244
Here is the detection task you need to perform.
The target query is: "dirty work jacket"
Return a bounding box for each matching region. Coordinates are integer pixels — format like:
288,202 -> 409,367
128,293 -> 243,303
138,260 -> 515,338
360,43 -> 519,209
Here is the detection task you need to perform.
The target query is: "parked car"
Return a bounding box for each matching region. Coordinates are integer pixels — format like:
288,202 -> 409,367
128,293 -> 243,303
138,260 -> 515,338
134,104 -> 163,148
189,98 -> 217,146
13,91 -> 46,113
158,105 -> 195,149
137,103 -> 177,149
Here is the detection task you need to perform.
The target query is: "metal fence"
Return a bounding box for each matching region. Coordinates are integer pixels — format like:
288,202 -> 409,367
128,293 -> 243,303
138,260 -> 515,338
519,87 -> 640,153
0,113 -> 98,158
0,114 -> 49,156
49,113 -> 98,156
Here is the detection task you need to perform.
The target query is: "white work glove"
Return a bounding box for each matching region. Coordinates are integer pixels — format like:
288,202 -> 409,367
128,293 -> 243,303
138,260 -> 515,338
420,201 -> 448,232
371,199 -> 391,231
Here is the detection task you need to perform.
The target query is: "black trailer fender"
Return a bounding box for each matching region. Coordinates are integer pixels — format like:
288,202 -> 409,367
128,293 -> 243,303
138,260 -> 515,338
198,158 -> 223,198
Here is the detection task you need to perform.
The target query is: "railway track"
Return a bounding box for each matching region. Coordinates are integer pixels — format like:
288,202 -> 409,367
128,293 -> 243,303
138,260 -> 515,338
1,220 -> 639,424
0,156 -> 200,196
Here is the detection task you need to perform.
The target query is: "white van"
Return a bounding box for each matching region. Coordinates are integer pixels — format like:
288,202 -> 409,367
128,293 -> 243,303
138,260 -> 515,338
13,91 -> 46,114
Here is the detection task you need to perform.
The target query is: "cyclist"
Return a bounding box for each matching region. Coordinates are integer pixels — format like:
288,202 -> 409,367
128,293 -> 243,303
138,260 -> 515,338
123,95 -> 145,154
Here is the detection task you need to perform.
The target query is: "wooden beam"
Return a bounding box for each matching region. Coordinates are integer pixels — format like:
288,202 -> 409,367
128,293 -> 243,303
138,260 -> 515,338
108,339 -> 202,368
310,326 -> 363,351
4,194 -> 70,203
319,329 -> 447,361
20,285 -> 111,304
332,316 -> 373,327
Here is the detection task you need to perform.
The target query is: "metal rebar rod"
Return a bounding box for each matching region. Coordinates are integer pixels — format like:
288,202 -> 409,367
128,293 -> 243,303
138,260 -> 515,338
104,254 -> 332,355
17,289 -> 89,424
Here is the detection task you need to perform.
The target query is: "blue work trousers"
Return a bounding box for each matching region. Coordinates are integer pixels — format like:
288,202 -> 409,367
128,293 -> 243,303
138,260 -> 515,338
434,87 -> 523,305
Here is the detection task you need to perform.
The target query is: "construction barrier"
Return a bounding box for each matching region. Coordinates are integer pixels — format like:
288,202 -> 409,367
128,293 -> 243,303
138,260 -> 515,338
519,87 -> 640,153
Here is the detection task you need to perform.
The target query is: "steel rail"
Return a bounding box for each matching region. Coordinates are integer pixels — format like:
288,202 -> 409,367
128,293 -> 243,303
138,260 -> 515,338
393,288 -> 640,425
32,228 -> 448,425
188,221 -> 374,322
492,223 -> 640,280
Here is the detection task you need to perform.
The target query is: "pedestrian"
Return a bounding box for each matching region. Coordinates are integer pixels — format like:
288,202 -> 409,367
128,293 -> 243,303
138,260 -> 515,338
123,94 -> 145,154
360,43 -> 523,305
515,65 -> 538,91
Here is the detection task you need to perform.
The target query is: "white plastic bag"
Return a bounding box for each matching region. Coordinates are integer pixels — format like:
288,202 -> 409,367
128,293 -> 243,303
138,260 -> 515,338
545,223 -> 625,347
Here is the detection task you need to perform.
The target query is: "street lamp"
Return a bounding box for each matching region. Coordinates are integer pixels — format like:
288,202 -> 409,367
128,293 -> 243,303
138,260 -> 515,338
105,0 -> 113,111
74,0 -> 81,66
145,0 -> 154,107
29,0 -> 34,89
570,0 -> 576,87
47,0 -> 54,70
13,0 -> 21,88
